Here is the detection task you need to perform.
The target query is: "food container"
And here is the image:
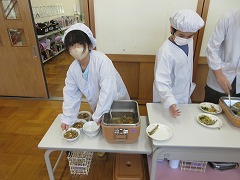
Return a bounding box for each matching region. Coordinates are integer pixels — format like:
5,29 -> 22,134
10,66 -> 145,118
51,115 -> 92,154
77,111 -> 92,121
102,100 -> 141,144
219,96 -> 240,127
113,153 -> 144,180
62,128 -> 80,142
71,119 -> 87,130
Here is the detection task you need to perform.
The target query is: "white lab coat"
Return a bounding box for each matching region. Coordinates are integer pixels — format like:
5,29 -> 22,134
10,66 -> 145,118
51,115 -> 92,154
153,39 -> 195,108
206,9 -> 240,93
61,50 -> 130,125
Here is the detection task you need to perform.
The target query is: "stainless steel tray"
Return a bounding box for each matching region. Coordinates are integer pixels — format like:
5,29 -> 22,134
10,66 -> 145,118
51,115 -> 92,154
220,96 -> 240,119
102,100 -> 140,126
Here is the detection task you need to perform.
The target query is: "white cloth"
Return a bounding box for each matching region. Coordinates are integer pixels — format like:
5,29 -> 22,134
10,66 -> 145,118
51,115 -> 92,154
170,9 -> 204,32
61,50 -> 130,125
206,9 -> 240,94
62,23 -> 97,49
153,39 -> 195,108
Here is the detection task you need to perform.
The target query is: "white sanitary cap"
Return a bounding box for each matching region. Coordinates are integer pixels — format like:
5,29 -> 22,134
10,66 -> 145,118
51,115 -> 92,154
169,9 -> 204,32
62,23 -> 97,49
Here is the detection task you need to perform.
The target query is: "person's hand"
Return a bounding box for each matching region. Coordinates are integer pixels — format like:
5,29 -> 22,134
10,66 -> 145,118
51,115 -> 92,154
214,69 -> 232,95
169,104 -> 181,118
61,123 -> 69,131
97,117 -> 102,126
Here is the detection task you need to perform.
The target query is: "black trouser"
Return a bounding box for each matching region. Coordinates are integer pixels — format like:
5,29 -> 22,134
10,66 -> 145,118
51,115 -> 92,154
204,78 -> 240,104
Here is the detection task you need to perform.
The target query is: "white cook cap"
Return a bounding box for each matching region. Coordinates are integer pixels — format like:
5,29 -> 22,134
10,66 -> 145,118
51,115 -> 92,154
169,9 -> 204,32
62,23 -> 97,49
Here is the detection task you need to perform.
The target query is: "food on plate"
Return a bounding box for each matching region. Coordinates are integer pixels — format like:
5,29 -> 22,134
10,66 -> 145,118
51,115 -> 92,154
77,112 -> 90,119
111,116 -> 134,124
63,130 -> 79,139
233,110 -> 240,117
201,105 -> 218,113
148,124 -> 159,136
233,102 -> 240,109
72,121 -> 84,128
199,115 -> 216,125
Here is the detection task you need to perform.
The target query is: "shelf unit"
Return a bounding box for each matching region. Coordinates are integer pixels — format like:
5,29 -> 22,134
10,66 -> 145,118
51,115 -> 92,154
37,27 -> 68,63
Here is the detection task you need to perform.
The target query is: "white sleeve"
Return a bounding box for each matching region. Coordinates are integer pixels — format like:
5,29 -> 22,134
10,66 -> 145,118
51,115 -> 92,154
61,68 -> 82,125
154,52 -> 177,108
91,61 -> 117,122
206,15 -> 229,70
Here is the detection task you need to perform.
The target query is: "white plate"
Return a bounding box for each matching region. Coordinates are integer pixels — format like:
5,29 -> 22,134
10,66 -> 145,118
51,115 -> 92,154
196,113 -> 222,128
146,123 -> 172,141
62,128 -> 80,142
71,119 -> 87,130
77,111 -> 92,121
199,102 -> 222,114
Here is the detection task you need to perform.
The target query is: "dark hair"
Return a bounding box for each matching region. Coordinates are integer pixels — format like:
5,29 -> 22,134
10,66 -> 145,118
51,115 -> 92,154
171,27 -> 177,35
64,30 -> 92,54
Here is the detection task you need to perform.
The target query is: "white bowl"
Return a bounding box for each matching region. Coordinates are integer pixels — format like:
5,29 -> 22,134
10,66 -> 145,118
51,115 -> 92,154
83,121 -> 100,137
83,128 -> 100,137
62,128 -> 80,142
71,119 -> 87,130
77,111 -> 92,121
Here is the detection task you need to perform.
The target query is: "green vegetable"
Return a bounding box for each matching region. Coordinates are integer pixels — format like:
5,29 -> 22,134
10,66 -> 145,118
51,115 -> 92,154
148,124 -> 159,135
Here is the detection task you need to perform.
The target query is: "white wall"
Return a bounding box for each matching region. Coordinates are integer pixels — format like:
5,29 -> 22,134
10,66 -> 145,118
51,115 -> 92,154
30,0 -> 81,23
200,0 -> 240,56
94,0 -> 198,55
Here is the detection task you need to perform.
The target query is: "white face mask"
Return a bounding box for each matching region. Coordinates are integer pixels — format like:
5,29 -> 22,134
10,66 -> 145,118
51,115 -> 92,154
174,35 -> 192,46
69,47 -> 88,61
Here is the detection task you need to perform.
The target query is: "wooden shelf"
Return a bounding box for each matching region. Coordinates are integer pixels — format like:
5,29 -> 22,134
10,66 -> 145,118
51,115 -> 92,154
37,26 -> 68,39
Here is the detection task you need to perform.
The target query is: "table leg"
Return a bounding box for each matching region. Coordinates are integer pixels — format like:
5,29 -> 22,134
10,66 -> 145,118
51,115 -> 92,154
45,149 -> 63,180
150,148 -> 162,180
45,150 -> 55,180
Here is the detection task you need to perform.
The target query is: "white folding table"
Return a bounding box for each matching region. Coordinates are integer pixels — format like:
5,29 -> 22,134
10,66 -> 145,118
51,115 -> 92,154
147,103 -> 240,180
38,115 -> 152,180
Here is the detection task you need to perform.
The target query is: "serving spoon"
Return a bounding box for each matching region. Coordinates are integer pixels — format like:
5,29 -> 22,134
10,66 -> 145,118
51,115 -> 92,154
228,94 -> 231,107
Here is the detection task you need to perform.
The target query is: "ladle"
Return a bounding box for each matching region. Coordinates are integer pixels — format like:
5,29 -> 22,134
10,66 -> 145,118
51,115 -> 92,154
228,94 -> 231,107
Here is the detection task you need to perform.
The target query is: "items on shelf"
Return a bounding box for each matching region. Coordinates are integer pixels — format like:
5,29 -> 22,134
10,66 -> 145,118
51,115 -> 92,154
35,19 -> 60,35
38,28 -> 65,63
35,16 -> 79,36
35,17 -> 80,63
32,4 -> 65,19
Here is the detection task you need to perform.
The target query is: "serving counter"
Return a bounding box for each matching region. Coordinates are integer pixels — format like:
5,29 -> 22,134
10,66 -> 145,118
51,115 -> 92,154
38,103 -> 240,180
38,115 -> 152,180
147,103 -> 240,180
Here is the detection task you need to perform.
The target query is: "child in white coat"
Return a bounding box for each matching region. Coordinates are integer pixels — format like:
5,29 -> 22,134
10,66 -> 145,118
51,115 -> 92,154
153,9 -> 204,117
61,23 -> 130,130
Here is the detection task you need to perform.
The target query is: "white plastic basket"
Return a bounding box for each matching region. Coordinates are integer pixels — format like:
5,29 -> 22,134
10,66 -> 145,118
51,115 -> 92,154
67,151 -> 93,175
180,160 -> 207,172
